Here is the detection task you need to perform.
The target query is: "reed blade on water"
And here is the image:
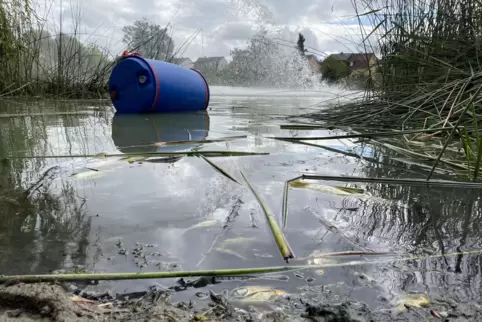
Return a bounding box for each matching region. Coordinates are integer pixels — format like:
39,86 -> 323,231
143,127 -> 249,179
299,174 -> 482,188
281,176 -> 301,230
272,126 -> 463,141
240,171 -> 294,262
117,136 -> 248,150
2,249 -> 482,283
4,151 -> 269,160
199,155 -> 240,184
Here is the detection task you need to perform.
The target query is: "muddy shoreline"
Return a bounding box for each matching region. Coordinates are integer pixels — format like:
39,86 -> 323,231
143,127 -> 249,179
0,282 -> 481,321
0,282 -> 359,322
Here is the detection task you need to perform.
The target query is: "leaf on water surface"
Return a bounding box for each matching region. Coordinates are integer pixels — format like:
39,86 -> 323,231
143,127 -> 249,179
184,220 -> 223,232
154,135 -> 247,147
396,294 -> 430,313
214,247 -> 247,260
184,220 -> 222,232
220,237 -> 258,247
143,156 -> 184,163
200,155 -> 240,184
289,180 -> 365,196
230,286 -> 286,302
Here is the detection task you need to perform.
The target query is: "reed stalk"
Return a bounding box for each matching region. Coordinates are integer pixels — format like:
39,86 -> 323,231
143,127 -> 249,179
1,249 -> 482,283
299,174 -> 482,188
199,155 -> 240,184
4,151 -> 269,160
310,0 -> 482,175
281,176 -> 301,230
273,127 -> 465,141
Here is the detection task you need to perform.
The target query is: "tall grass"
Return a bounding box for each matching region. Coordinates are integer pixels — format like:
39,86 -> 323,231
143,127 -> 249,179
310,0 -> 482,179
0,0 -> 116,98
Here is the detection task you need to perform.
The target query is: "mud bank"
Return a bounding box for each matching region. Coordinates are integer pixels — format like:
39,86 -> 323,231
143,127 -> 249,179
0,282 -> 371,322
1,282 -> 481,321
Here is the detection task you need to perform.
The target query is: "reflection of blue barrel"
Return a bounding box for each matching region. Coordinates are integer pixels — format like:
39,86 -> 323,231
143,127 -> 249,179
111,112 -> 210,153
109,55 -> 210,113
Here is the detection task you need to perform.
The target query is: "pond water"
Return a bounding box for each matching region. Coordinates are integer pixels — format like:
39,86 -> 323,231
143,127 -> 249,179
1,86 -> 482,316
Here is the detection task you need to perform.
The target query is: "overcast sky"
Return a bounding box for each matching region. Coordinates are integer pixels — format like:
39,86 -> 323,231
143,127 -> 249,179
35,0 -> 374,60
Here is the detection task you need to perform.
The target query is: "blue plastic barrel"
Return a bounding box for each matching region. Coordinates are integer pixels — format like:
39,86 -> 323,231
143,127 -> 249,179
109,55 -> 210,113
111,111 -> 210,153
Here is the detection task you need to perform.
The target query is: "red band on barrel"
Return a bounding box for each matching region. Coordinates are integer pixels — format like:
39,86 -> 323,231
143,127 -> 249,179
190,68 -> 210,110
146,61 -> 161,112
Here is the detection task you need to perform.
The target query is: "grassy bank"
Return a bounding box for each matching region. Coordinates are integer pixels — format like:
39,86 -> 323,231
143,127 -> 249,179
311,0 -> 482,180
0,0 -> 114,98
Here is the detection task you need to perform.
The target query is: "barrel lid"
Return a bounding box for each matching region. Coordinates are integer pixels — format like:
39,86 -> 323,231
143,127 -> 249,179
109,57 -> 156,113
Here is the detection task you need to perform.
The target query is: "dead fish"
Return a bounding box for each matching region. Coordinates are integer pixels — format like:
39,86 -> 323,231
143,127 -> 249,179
291,180 -> 397,206
302,250 -> 341,266
70,170 -> 105,180
230,286 -> 286,302
307,257 -> 339,266
396,293 -> 430,313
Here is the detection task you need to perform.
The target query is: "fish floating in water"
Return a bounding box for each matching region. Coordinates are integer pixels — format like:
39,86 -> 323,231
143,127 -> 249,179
70,169 -> 105,180
395,293 -> 430,313
230,285 -> 286,303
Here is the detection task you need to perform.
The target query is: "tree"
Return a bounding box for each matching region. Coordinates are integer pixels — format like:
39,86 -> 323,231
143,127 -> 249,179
320,55 -> 351,83
121,18 -> 174,61
296,33 -> 306,57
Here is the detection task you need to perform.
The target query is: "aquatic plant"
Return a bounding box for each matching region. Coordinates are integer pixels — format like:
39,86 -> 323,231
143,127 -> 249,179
308,0 -> 482,179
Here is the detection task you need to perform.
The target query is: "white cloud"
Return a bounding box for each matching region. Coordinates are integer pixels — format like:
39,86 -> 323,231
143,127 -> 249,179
33,0 -> 376,60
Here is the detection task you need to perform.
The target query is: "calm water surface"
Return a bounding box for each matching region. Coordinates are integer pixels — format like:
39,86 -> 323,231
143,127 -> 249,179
0,86 -> 481,314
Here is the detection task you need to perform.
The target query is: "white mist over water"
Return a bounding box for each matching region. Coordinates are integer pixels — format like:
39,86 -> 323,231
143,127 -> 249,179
226,0 -> 325,90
